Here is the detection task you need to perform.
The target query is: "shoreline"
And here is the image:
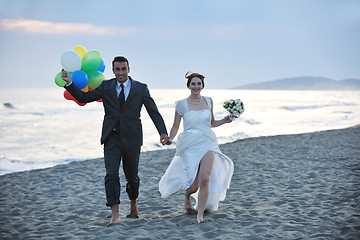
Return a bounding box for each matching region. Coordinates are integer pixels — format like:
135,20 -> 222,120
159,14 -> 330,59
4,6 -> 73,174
1,125 -> 359,177
1,126 -> 359,239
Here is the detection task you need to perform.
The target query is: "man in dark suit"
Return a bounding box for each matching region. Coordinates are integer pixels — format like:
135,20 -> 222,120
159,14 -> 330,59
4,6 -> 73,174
61,56 -> 169,225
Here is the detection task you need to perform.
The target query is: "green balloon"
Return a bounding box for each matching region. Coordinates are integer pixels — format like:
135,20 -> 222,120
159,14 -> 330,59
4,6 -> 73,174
54,71 -> 67,87
87,70 -> 105,89
81,50 -> 102,72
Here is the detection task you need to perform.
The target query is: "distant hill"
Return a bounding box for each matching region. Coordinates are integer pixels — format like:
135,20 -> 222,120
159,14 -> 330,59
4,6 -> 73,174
236,77 -> 360,90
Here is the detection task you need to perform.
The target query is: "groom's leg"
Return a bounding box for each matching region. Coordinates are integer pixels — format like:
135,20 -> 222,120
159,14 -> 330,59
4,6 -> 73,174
122,146 -> 141,201
104,133 -> 122,207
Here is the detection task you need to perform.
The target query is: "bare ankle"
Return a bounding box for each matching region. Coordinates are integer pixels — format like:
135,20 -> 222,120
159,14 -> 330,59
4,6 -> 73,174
130,199 -> 139,214
197,213 -> 204,223
184,196 -> 192,209
110,216 -> 121,224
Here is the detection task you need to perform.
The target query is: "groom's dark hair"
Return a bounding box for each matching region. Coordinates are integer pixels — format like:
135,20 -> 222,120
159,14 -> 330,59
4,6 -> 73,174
112,56 -> 129,69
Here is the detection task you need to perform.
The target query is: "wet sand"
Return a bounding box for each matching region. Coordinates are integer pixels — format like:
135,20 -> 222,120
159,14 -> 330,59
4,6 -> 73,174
1,126 -> 359,239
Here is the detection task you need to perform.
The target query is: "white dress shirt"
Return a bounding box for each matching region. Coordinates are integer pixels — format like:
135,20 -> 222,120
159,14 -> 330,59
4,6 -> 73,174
116,78 -> 131,101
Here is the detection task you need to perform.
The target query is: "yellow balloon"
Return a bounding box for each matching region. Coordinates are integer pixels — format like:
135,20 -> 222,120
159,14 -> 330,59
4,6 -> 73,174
72,46 -> 87,60
81,85 -> 89,92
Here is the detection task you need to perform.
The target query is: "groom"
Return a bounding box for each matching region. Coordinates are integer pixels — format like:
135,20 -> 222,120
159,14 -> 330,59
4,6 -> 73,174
61,56 -> 169,225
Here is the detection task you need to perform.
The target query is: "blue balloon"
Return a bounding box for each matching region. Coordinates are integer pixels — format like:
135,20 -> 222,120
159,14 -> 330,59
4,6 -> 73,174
95,59 -> 105,73
71,70 -> 89,89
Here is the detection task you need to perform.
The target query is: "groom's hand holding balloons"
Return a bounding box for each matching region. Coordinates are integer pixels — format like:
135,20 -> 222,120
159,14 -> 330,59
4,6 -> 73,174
61,69 -> 72,84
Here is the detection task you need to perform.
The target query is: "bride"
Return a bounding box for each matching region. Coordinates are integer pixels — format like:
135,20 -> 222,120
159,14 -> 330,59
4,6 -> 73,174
159,72 -> 234,223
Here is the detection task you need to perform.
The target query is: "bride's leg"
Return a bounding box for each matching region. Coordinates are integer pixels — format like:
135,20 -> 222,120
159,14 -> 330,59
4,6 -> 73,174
185,173 -> 199,210
196,151 -> 215,223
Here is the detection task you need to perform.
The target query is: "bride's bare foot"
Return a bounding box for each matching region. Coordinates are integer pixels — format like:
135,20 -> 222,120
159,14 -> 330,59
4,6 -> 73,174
185,192 -> 197,215
184,192 -> 193,210
196,208 -> 205,223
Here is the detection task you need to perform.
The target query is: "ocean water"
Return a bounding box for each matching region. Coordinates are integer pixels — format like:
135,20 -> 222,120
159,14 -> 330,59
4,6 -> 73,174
0,88 -> 359,175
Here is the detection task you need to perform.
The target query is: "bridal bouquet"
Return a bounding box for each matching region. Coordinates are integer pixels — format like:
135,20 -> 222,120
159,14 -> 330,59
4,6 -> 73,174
223,99 -> 245,120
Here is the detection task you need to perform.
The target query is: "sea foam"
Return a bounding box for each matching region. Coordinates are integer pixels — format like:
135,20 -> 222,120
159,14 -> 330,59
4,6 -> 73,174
0,88 -> 359,175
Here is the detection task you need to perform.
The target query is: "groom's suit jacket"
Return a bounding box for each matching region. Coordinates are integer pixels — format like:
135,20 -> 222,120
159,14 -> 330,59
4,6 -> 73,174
65,77 -> 167,147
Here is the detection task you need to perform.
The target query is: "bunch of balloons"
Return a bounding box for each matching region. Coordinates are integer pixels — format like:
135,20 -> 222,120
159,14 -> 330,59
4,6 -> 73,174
55,46 -> 105,106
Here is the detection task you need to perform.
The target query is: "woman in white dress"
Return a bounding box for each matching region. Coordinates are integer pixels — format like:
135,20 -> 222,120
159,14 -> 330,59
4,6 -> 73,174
159,72 -> 234,223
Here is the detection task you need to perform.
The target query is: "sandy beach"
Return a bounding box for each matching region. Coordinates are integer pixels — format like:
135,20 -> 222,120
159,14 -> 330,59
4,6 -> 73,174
1,126 -> 359,239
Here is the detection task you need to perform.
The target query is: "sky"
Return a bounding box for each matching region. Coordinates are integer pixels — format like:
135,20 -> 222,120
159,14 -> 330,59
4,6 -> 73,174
0,0 -> 359,89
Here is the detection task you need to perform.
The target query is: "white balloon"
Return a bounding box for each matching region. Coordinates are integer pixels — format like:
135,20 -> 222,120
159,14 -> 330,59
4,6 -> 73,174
60,50 -> 82,72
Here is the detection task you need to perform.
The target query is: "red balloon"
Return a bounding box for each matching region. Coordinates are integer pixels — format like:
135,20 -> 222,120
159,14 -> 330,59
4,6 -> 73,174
63,90 -> 86,106
63,89 -> 73,100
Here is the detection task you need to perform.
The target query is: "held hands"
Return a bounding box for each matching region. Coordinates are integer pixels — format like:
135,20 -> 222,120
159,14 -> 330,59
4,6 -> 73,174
160,134 -> 172,146
61,69 -> 72,84
165,138 -> 172,145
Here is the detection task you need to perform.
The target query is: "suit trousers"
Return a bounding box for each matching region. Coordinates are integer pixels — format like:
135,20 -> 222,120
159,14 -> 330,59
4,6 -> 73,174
103,131 -> 141,207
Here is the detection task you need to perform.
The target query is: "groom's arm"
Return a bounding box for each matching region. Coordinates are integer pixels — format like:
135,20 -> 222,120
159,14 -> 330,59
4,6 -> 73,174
61,69 -> 102,103
142,85 -> 169,144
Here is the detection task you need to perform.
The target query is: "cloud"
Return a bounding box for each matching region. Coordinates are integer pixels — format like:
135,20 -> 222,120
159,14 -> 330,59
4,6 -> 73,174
0,18 -> 133,35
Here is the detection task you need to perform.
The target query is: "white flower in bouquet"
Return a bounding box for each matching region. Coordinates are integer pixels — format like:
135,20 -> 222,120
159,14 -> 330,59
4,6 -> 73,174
223,99 -> 245,120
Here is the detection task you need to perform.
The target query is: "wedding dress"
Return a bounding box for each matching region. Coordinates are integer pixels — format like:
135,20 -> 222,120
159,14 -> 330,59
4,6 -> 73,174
159,96 -> 234,211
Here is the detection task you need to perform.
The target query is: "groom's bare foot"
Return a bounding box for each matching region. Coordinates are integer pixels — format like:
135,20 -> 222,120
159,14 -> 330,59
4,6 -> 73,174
107,216 -> 121,227
108,203 -> 121,226
110,216 -> 121,224
130,199 -> 138,214
126,199 -> 139,218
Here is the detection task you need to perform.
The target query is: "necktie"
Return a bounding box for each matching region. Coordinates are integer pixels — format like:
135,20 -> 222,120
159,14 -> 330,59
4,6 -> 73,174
119,84 -> 125,108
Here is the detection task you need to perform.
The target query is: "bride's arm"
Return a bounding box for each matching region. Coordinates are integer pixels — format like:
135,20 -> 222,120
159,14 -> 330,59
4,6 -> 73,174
210,97 -> 232,128
169,110 -> 182,141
